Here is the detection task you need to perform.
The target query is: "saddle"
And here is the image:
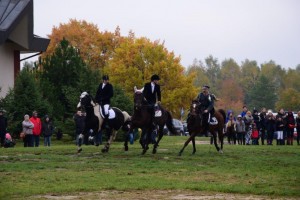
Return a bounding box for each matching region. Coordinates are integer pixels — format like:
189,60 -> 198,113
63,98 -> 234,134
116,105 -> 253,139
100,108 -> 116,119
208,113 -> 218,125
154,103 -> 162,117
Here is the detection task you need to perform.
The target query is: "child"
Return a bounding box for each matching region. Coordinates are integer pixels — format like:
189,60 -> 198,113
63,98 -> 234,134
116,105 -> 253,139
251,123 -> 259,145
4,133 -> 15,148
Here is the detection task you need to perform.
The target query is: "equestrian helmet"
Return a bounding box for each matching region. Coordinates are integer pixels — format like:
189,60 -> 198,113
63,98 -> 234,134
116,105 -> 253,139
202,85 -> 210,89
151,74 -> 160,81
102,75 -> 109,80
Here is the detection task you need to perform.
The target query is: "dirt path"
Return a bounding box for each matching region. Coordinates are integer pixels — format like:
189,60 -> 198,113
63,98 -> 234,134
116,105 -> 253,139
33,190 -> 296,200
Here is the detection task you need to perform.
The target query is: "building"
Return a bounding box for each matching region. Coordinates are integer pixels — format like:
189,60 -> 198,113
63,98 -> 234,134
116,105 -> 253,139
0,0 -> 49,98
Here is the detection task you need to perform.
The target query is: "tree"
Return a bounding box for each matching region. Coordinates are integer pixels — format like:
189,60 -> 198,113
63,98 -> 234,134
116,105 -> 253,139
276,88 -> 300,111
0,65 -> 52,136
38,38 -> 100,120
220,58 -> 241,81
247,75 -> 277,111
107,37 -> 197,118
44,19 -> 124,69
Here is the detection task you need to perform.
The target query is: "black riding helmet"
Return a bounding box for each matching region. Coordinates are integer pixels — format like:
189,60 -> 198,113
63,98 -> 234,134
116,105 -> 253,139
151,74 -> 160,81
102,75 -> 109,80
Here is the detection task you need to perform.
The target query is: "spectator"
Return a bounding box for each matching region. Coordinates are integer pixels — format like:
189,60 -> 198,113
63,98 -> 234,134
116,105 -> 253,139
259,107 -> 267,145
225,112 -> 236,145
30,111 -> 42,147
251,123 -> 259,145
286,111 -> 295,145
74,110 -> 85,145
276,108 -> 287,145
240,105 -> 248,118
265,111 -> 276,145
22,114 -> 34,147
42,115 -> 54,147
276,116 -> 285,145
236,115 -> 245,145
4,132 -> 15,148
243,111 -> 253,145
296,111 -> 300,145
0,110 -> 8,147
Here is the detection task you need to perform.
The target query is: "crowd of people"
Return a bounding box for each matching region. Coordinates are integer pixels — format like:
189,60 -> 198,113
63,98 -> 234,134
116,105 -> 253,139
1,75 -> 300,148
225,106 -> 300,146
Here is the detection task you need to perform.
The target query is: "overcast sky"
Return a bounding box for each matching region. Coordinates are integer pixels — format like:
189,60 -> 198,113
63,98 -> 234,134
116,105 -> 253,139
29,0 -> 300,69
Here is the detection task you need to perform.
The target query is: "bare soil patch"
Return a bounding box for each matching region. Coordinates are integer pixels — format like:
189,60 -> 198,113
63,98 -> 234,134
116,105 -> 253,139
33,190 -> 296,200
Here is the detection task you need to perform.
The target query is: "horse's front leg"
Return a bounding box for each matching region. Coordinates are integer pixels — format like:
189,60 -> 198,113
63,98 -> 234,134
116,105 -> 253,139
102,129 -> 115,153
153,126 -> 163,154
142,128 -> 151,155
178,132 -> 196,156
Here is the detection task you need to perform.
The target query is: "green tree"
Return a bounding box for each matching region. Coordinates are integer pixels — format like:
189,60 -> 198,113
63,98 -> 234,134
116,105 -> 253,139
247,75 -> 277,111
0,66 -> 52,136
39,38 -> 100,120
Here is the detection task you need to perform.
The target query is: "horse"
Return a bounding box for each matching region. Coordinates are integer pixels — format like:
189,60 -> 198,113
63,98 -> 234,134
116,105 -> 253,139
127,87 -> 175,154
77,92 -> 131,153
178,100 -> 226,155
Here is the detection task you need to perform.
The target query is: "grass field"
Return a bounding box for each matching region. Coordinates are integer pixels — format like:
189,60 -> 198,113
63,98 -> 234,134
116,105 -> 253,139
0,136 -> 299,199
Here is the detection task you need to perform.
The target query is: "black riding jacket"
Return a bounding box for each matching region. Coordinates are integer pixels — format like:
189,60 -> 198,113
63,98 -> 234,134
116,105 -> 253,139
196,93 -> 214,113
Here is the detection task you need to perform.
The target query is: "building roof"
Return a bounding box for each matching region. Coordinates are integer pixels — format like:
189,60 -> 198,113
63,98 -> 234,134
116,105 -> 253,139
0,0 -> 49,52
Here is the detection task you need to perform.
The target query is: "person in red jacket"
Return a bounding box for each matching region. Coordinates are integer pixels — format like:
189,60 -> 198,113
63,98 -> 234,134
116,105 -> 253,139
30,111 -> 42,147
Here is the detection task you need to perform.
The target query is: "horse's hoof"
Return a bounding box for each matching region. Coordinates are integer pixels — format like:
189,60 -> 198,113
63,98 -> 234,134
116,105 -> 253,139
192,151 -> 196,155
152,149 -> 157,154
77,148 -> 82,153
101,148 -> 109,153
219,150 -> 224,154
125,146 -> 129,151
178,152 -> 182,156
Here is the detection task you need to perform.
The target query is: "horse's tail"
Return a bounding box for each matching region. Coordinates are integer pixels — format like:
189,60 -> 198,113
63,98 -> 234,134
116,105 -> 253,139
218,109 -> 226,125
165,111 -> 176,135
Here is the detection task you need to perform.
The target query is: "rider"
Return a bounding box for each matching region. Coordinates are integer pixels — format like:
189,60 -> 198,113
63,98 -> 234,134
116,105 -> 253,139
196,85 -> 217,134
95,75 -> 114,127
143,74 -> 161,143
143,74 -> 161,115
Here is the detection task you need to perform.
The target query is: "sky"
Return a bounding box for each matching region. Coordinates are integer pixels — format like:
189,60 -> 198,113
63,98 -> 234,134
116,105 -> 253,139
25,0 -> 300,69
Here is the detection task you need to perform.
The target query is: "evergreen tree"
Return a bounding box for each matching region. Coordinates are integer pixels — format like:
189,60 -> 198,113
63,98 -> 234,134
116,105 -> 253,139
246,75 -> 277,111
0,67 -> 51,135
39,38 -> 100,120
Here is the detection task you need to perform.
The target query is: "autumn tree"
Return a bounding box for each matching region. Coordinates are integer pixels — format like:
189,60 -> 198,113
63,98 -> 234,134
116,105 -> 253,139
276,88 -> 300,111
44,19 -> 123,69
107,37 -> 197,118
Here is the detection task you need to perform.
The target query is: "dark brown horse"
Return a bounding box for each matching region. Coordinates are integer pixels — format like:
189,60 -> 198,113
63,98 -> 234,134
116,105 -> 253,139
178,100 -> 226,155
127,87 -> 175,154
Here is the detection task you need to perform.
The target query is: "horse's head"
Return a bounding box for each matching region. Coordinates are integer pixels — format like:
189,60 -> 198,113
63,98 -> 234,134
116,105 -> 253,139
133,86 -> 146,109
77,91 -> 95,109
190,100 -> 201,116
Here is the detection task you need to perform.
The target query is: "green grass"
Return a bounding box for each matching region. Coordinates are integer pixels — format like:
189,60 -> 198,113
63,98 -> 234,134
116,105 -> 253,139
0,136 -> 299,199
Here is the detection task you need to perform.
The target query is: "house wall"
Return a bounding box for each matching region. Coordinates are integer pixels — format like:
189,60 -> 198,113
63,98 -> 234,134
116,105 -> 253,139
0,43 -> 15,98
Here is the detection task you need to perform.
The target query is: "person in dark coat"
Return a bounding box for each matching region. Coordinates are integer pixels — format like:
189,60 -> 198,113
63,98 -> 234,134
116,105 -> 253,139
95,75 -> 114,119
259,107 -> 267,145
42,115 -> 54,147
142,74 -> 161,143
286,111 -> 295,145
276,108 -> 287,145
0,110 -> 8,147
296,111 -> 300,145
143,74 -> 161,106
265,111 -> 276,145
196,85 -> 216,134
